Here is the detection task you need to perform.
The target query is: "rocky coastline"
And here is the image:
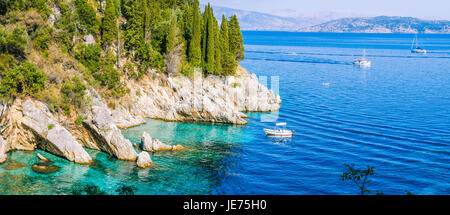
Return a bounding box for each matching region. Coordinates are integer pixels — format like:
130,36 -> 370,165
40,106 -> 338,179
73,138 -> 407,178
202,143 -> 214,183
0,66 -> 281,168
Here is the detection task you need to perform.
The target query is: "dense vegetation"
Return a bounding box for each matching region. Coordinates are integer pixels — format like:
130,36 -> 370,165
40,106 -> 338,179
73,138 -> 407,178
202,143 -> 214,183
0,0 -> 245,114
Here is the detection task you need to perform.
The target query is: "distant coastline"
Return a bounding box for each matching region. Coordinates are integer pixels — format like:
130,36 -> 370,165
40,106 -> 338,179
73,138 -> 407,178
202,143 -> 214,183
208,5 -> 450,33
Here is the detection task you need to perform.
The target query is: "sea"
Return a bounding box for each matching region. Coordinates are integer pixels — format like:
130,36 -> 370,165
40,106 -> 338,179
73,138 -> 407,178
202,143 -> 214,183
1,32 -> 449,195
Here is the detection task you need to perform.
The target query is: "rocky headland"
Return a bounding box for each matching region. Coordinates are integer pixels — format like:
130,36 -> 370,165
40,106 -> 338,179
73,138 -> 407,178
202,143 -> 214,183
0,67 -> 281,168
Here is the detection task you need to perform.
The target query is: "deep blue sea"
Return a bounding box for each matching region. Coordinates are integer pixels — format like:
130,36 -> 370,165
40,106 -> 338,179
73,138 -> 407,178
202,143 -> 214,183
1,32 -> 449,195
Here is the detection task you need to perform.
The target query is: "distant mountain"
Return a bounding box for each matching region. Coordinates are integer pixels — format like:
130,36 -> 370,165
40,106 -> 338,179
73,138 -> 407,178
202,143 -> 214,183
203,5 -> 450,33
203,5 -> 309,31
300,16 -> 450,33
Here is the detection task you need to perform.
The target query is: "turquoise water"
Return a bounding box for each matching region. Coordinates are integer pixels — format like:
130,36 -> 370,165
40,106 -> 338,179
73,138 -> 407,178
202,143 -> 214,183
1,32 -> 449,194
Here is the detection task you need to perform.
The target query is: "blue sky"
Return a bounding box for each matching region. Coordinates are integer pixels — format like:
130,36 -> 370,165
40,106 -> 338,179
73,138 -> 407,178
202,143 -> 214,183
200,0 -> 450,20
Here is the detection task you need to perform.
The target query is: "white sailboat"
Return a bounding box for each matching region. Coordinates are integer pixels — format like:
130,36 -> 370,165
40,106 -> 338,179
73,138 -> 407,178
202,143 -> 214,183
353,49 -> 371,67
264,122 -> 295,137
411,34 -> 427,54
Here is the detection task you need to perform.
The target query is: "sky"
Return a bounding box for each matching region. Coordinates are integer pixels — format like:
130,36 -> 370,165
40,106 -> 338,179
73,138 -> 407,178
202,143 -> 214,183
200,0 -> 450,20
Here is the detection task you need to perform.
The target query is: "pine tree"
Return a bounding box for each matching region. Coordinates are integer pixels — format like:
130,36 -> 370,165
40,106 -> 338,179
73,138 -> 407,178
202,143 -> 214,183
188,0 -> 201,67
219,15 -> 236,75
101,0 -> 117,48
229,15 -> 245,61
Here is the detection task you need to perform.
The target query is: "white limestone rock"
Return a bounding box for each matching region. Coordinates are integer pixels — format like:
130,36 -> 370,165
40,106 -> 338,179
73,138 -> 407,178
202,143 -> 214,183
141,132 -> 153,151
83,90 -> 138,161
21,99 -> 92,164
136,151 -> 152,168
0,135 -> 7,164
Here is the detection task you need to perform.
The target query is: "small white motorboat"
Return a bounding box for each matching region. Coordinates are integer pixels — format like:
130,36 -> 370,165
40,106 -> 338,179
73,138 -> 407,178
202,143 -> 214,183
353,49 -> 371,67
264,122 -> 295,137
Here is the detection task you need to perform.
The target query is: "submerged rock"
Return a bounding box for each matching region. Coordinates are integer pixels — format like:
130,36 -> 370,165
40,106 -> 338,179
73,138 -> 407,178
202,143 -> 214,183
83,89 -> 138,161
21,99 -> 92,164
0,136 -> 7,164
2,161 -> 27,170
32,164 -> 60,174
136,151 -> 152,168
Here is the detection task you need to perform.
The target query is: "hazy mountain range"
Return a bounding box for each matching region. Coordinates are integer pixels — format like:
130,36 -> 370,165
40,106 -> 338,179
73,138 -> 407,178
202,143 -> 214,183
205,5 -> 450,33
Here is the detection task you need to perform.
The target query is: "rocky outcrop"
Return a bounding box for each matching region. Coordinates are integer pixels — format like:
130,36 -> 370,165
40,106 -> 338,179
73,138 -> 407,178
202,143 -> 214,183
136,151 -> 152,168
0,100 -> 36,151
110,106 -> 146,129
0,135 -> 7,164
21,99 -> 92,164
82,90 -> 138,161
141,132 -> 184,152
113,67 -> 281,127
141,132 -> 153,151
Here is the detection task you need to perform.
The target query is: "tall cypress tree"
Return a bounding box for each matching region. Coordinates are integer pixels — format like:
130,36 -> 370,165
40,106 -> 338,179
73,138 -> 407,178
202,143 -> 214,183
214,18 -> 222,74
166,12 -> 178,51
101,0 -> 117,48
201,4 -> 208,68
220,15 -> 236,75
124,0 -> 145,50
188,0 -> 201,67
205,4 -> 215,74
229,15 -> 244,61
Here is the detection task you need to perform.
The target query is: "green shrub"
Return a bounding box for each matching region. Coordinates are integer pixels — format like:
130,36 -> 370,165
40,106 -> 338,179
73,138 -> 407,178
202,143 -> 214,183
0,0 -> 50,17
61,76 -> 87,113
75,116 -> 84,125
74,44 -> 101,73
54,0 -> 76,53
0,61 -> 46,99
74,0 -> 99,34
32,26 -> 52,55
0,25 -> 28,59
48,124 -> 55,130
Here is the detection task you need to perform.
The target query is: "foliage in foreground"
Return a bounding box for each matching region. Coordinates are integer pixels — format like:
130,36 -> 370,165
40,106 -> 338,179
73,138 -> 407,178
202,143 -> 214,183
340,164 -> 374,195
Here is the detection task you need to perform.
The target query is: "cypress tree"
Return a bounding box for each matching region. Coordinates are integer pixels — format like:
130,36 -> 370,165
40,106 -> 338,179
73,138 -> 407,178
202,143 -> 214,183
214,18 -> 221,74
220,15 -> 236,75
124,0 -> 145,50
188,0 -> 201,67
229,15 -> 245,61
166,12 -> 178,51
201,4 -> 208,67
101,0 -> 117,48
205,4 -> 215,74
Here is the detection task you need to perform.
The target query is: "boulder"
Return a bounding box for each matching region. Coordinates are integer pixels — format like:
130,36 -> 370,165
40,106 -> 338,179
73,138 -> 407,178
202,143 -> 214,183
0,136 -> 8,164
32,164 -> 60,174
21,99 -> 92,164
83,90 -> 138,160
141,132 -> 182,152
136,151 -> 152,168
141,132 -> 153,151
152,139 -> 173,151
